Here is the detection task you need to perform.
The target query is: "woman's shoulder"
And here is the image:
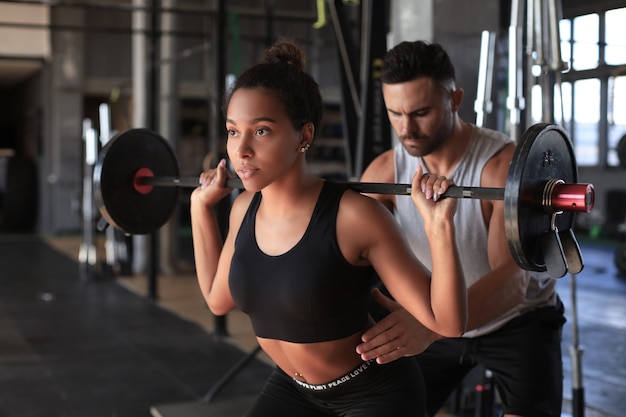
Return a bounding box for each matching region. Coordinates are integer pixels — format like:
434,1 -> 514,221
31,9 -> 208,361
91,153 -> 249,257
231,189 -> 255,206
229,190 -> 256,221
337,186 -> 395,223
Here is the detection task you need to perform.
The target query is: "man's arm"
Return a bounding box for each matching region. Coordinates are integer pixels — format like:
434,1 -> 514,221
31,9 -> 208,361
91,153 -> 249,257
357,143 -> 530,364
359,149 -> 396,210
464,143 -> 530,330
357,288 -> 439,363
358,149 -> 438,364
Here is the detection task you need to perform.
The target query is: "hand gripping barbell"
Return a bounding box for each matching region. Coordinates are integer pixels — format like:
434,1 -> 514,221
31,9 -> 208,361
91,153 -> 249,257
93,123 -> 594,278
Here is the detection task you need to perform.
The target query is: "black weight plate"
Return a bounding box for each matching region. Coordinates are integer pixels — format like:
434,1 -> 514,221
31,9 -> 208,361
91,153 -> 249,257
504,123 -> 577,272
93,129 -> 180,235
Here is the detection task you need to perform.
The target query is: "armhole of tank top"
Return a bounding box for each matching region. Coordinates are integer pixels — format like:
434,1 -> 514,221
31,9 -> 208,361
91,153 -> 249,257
238,192 -> 262,240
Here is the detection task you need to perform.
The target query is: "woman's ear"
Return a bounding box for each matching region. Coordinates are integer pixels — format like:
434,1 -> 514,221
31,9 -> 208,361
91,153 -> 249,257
299,122 -> 315,147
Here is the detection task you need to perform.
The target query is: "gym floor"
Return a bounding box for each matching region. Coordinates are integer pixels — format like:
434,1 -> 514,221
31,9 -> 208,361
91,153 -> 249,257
1,233 -> 624,417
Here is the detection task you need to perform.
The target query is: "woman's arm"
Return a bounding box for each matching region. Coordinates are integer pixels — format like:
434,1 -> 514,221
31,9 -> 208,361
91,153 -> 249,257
190,159 -> 245,315
340,166 -> 467,337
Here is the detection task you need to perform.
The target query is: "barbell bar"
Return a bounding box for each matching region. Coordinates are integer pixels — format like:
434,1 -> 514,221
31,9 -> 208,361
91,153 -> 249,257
135,172 -> 593,214
93,123 -> 594,277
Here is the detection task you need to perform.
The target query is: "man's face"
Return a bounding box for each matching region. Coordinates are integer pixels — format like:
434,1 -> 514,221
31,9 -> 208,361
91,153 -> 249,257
382,77 -> 458,157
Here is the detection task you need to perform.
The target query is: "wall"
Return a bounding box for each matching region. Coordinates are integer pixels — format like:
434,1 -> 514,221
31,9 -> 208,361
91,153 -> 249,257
39,7 -> 86,234
433,0 -> 501,125
1,0 -> 621,236
0,3 -> 50,58
34,1 -> 338,235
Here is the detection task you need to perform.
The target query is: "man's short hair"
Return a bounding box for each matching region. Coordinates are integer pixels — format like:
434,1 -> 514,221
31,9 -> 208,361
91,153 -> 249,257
381,40 -> 456,86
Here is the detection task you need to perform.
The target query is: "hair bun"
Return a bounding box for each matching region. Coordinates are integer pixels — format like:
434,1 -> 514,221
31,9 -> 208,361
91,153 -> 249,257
263,39 -> 306,71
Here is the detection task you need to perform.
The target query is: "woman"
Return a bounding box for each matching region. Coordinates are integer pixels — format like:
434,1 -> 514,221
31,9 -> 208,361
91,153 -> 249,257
190,39 -> 467,417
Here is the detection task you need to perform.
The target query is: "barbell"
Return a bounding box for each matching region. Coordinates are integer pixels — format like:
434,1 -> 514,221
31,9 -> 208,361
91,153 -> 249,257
93,123 -> 594,278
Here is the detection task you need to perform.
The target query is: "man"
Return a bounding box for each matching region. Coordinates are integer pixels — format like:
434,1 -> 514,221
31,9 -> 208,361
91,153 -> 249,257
357,40 -> 565,417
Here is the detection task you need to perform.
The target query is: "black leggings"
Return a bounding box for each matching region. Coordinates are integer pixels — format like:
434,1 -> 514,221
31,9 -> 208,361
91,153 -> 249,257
417,302 -> 566,417
244,357 -> 426,417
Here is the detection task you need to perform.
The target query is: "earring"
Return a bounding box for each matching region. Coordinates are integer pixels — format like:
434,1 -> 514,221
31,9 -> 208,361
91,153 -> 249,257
300,143 -> 311,153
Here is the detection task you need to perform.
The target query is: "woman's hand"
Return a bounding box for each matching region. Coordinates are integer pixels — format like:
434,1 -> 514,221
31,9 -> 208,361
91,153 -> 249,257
410,165 -> 457,223
190,159 -> 236,208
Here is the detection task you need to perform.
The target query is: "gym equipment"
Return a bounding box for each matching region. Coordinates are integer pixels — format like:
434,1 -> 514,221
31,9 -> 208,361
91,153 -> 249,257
618,134 -> 626,169
616,218 -> 626,276
93,123 -> 594,278
475,30 -> 496,128
78,119 -> 99,280
508,1 -> 587,416
615,242 -> 626,276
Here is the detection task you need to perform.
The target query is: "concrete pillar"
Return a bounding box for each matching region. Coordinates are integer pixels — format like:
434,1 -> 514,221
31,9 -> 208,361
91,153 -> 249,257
389,0 -> 433,46
42,7 -> 85,234
433,0 -> 501,125
132,0 -> 149,274
158,0 -> 179,275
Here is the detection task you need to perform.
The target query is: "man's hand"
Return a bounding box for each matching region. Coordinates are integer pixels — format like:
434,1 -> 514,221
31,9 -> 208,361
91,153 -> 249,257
357,288 -> 441,364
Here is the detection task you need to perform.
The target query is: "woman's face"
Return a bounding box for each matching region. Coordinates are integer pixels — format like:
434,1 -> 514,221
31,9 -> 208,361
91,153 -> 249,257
226,88 -> 303,191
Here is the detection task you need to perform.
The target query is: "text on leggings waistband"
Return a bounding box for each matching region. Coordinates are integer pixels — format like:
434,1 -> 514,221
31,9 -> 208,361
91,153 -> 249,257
292,359 -> 376,391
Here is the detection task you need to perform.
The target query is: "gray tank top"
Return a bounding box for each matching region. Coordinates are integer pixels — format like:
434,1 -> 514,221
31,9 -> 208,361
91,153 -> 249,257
394,124 -> 556,337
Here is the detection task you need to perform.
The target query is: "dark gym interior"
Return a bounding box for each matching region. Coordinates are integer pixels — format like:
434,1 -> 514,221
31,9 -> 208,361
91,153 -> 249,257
1,1 -> 625,416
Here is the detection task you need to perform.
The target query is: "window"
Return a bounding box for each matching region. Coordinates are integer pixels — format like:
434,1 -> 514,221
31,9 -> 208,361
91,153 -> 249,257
573,79 -> 601,166
605,8 -> 626,66
572,14 -> 599,71
557,7 -> 626,168
559,19 -> 571,65
609,76 -> 626,167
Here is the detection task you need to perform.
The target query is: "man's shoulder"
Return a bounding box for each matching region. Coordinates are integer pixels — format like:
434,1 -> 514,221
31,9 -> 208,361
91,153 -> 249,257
468,125 -> 515,164
361,149 -> 395,182
472,124 -> 513,143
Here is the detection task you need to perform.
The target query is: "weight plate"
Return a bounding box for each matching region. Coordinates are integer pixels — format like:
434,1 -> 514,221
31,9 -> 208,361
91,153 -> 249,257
93,129 -> 180,235
504,123 -> 577,272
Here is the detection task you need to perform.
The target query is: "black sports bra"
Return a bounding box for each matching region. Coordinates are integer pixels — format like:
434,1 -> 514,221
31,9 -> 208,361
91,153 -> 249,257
229,181 -> 375,343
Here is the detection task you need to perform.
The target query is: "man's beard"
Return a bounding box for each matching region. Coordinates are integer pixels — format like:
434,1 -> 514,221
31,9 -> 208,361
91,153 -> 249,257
401,119 -> 454,158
